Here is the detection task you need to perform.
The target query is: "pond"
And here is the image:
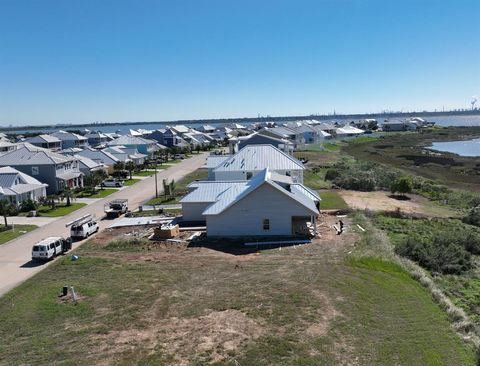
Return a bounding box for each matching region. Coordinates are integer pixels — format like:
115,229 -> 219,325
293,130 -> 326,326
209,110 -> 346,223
429,138 -> 480,157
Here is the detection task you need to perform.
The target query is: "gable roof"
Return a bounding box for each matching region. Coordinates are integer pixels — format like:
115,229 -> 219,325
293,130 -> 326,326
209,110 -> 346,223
206,155 -> 232,169
51,131 -> 87,141
200,168 -> 317,215
26,134 -> 61,144
108,135 -> 156,146
213,144 -> 304,173
0,166 -> 47,196
0,144 -> 76,165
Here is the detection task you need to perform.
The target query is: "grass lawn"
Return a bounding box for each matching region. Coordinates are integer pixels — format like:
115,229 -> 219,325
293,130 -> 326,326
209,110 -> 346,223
122,179 -> 141,186
77,189 -> 117,199
319,190 -> 349,210
0,222 -> 475,365
146,168 -> 208,206
132,170 -> 155,177
303,169 -> 332,190
301,141 -> 341,152
36,203 -> 86,217
0,224 -> 37,245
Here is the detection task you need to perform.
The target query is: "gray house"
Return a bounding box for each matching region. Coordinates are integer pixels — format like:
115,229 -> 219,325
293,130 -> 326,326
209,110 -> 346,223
25,134 -> 62,151
51,131 -> 88,149
0,144 -> 83,194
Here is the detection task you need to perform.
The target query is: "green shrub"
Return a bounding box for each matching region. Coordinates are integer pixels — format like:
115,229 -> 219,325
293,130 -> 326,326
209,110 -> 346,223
19,199 -> 37,212
396,234 -> 472,275
463,206 -> 480,227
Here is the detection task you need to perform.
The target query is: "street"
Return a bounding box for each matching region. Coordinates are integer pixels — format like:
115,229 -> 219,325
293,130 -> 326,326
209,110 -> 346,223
0,153 -> 207,297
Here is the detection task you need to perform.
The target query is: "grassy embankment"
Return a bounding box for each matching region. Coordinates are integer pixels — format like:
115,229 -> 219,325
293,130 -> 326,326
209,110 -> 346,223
0,228 -> 475,365
0,224 -> 37,245
147,168 -> 208,206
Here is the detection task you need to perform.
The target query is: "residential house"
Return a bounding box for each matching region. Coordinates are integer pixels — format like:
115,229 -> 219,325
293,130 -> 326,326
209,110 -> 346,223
102,146 -> 147,166
233,131 -> 294,155
25,134 -> 62,151
51,131 -> 88,149
0,166 -> 47,205
205,154 -> 232,180
0,144 -> 83,194
75,155 -> 107,176
382,120 -> 418,132
85,132 -> 109,147
107,135 -> 163,156
210,144 -> 305,183
147,128 -> 190,148
77,146 -> 119,174
181,168 -> 319,237
260,126 -> 305,148
335,125 -> 365,137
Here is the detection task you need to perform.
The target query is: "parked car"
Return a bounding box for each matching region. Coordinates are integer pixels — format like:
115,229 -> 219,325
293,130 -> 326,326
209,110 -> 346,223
101,178 -> 123,187
67,214 -> 99,239
112,170 -> 129,179
174,154 -> 185,160
31,237 -> 72,261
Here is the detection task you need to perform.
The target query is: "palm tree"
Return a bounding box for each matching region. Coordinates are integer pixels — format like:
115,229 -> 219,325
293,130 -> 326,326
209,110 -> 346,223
0,200 -> 15,228
62,187 -> 75,206
125,161 -> 136,180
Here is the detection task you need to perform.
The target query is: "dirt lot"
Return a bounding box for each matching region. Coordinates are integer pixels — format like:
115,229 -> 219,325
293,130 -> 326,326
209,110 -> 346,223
338,190 -> 457,218
0,214 -> 475,365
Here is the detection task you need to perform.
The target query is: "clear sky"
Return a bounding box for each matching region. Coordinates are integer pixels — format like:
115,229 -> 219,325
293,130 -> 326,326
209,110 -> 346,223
0,0 -> 479,125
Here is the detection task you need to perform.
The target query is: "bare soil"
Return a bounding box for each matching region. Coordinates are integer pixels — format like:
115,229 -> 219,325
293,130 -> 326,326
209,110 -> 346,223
338,190 -> 457,218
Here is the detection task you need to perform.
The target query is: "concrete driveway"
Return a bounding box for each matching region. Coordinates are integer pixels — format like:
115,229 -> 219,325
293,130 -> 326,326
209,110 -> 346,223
0,153 -> 207,297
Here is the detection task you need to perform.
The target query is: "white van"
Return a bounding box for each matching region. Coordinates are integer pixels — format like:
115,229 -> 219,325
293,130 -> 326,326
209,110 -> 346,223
31,237 -> 66,261
68,215 -> 99,239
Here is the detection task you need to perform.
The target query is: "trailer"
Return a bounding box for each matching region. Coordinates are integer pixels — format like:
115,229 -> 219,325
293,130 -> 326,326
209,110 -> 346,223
105,199 -> 128,218
66,214 -> 99,239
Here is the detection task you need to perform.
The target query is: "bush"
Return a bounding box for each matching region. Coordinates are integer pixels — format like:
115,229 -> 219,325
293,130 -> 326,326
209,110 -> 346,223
463,206 -> 480,227
20,199 -> 37,212
390,176 -> 413,196
396,234 -> 472,275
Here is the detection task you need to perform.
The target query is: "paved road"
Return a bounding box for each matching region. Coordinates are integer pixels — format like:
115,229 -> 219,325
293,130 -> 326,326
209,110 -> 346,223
0,153 -> 207,297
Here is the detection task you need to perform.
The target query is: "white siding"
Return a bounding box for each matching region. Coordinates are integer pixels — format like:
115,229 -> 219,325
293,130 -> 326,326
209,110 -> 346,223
206,184 -> 313,237
182,202 -> 210,221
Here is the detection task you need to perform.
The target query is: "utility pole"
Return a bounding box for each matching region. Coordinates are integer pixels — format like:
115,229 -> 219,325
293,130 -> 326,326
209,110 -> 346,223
154,157 -> 158,198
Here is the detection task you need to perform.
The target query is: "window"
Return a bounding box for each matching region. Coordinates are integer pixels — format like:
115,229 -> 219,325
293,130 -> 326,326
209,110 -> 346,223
31,166 -> 39,176
246,172 -> 253,180
263,219 -> 270,231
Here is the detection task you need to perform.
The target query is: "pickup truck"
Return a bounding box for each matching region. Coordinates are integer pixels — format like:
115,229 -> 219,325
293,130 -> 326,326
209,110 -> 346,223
32,236 -> 72,261
105,199 -> 128,218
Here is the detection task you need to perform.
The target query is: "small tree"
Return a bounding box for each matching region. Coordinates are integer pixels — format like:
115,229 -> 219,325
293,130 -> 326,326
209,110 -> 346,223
0,200 -> 15,228
125,161 -> 136,180
47,194 -> 58,209
162,179 -> 169,200
390,176 -> 413,197
113,161 -> 125,173
169,179 -> 176,199
62,187 -> 75,206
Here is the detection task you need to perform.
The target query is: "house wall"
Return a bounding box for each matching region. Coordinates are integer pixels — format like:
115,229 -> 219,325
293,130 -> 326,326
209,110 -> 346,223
181,202 -> 211,221
8,164 -> 58,194
206,184 -> 314,237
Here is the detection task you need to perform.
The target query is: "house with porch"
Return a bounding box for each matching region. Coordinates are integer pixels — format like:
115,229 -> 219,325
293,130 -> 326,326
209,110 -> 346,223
0,144 -> 83,194
77,147 -> 119,174
0,166 -> 47,205
181,168 -> 319,237
51,131 -> 88,149
25,134 -> 62,151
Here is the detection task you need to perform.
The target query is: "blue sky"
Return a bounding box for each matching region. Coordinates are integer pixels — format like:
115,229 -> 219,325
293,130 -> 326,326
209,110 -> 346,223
0,0 -> 479,125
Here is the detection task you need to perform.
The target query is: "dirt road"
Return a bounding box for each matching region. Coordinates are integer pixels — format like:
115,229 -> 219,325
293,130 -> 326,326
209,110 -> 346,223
0,153 -> 207,297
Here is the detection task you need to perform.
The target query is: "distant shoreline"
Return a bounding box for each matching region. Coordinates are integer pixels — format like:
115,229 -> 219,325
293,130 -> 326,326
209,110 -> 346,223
1,109 -> 480,133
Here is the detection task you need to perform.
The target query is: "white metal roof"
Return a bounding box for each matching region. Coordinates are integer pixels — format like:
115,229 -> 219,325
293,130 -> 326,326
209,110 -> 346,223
213,144 -> 304,173
206,155 -> 232,169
